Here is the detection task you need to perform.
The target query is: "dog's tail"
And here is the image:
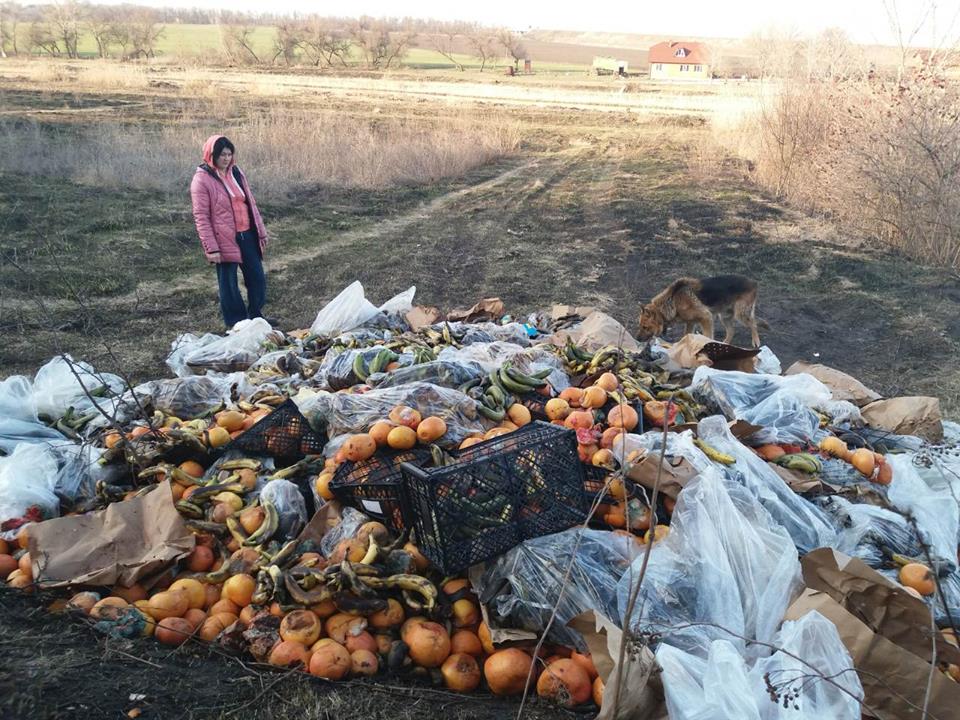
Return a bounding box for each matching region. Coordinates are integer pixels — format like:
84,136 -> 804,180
756,317 -> 771,330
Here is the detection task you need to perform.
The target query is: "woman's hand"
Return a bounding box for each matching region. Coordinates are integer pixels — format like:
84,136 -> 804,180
205,250 -> 221,264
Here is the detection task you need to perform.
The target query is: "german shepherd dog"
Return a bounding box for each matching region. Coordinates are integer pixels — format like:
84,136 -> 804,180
637,275 -> 764,347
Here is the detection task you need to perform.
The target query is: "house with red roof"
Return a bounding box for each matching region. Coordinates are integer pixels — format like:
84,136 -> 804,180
648,41 -> 711,80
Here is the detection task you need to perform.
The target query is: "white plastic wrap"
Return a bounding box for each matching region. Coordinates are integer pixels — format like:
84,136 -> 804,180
698,416 -> 837,553
618,466 -> 803,660
814,494 -> 925,569
166,318 -> 274,377
0,443 -> 61,528
659,612 -> 862,720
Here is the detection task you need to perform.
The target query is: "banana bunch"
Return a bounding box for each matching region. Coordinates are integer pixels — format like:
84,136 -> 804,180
419,322 -> 460,349
258,534 -> 439,615
459,362 -> 550,422
774,453 -> 823,474
52,406 -> 100,440
352,348 -> 400,382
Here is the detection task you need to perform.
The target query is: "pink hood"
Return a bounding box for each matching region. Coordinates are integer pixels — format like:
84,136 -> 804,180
202,134 -> 234,171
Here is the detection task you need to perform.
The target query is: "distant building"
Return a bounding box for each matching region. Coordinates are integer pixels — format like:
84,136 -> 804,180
648,41 -> 711,80
593,56 -> 629,76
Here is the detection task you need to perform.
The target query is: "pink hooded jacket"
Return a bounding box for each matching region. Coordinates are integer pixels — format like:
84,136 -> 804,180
190,135 -> 268,263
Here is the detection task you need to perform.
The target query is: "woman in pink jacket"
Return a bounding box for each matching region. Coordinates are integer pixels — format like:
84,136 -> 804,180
190,135 -> 269,328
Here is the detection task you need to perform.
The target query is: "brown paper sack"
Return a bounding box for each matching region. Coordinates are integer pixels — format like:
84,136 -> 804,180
784,361 -> 882,407
446,297 -> 505,323
785,549 -> 960,719
664,334 -> 760,373
550,311 -> 640,351
569,611 -> 660,720
28,481 -> 194,588
860,396 -> 943,442
626,453 -> 698,500
405,306 -> 442,331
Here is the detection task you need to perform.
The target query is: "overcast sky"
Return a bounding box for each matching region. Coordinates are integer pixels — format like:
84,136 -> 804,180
21,0 -> 960,46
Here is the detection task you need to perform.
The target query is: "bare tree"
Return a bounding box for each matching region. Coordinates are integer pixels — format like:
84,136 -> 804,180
807,27 -> 867,81
468,28 -> 498,72
747,25 -> 806,79
222,24 -> 262,65
298,18 -> 352,67
130,8 -> 163,58
86,6 -> 117,59
273,20 -> 301,65
497,28 -> 527,71
431,30 -> 465,71
350,19 -> 414,69
0,1 -> 22,57
46,0 -> 85,59
29,21 -> 62,57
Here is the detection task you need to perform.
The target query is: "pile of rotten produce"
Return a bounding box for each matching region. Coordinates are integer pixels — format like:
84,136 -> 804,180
2,284 -> 960,716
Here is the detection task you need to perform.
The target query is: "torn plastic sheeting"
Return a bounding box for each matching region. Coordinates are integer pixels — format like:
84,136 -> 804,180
618,466 -> 803,661
470,528 -> 638,651
658,611 -> 863,720
297,382 -> 485,446
698,416 -> 837,553
319,506 -> 369,558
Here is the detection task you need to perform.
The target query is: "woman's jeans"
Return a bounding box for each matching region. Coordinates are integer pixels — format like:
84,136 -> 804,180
216,229 -> 266,328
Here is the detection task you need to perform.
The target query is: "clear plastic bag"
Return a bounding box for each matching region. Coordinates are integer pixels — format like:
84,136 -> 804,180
742,392 -> 823,445
618,466 -> 803,660
32,356 -> 126,420
298,382 -> 485,446
315,346 -> 390,391
0,443 -> 61,529
436,342 -> 570,392
471,528 -> 638,650
260,479 -> 307,542
310,282 -> 415,337
697,416 -> 836,553
320,506 -> 369,557
658,611 -> 862,720
127,373 -> 254,420
368,361 -> 486,391
166,318 -> 275,377
813,495 -> 925,568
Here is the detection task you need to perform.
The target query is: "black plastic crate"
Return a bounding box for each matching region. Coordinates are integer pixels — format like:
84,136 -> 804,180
401,421 -> 588,574
225,399 -> 326,460
583,463 -> 614,505
330,449 -> 431,532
